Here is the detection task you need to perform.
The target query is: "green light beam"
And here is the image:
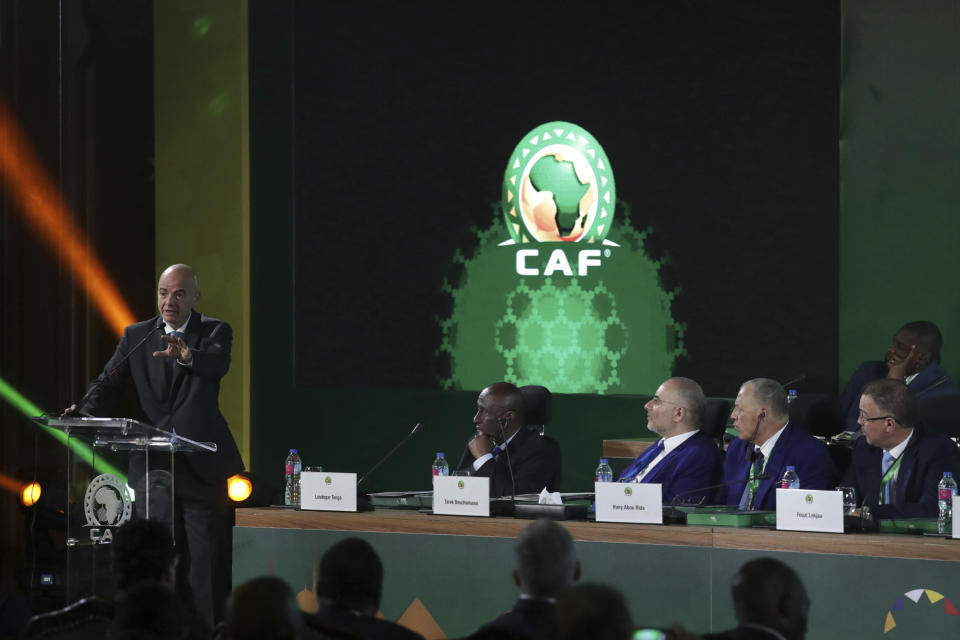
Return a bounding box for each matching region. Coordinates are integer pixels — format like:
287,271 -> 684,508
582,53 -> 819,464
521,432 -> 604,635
0,375 -> 126,480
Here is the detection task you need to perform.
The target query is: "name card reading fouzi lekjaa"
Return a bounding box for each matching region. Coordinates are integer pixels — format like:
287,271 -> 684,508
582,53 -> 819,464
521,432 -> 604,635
775,488 -> 843,533
300,472 -> 358,512
432,475 -> 490,517
594,482 -> 663,524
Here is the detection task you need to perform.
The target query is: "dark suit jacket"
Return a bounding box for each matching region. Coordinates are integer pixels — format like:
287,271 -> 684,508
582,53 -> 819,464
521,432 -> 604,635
456,427 -> 561,497
717,423 -> 836,511
310,606 -> 425,640
841,426 -> 960,518
618,431 -> 723,505
80,311 -> 243,486
840,361 -> 959,430
472,598 -> 557,640
703,626 -> 785,640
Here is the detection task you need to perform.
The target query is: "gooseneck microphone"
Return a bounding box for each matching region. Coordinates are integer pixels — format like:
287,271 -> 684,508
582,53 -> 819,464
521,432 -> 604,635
67,319 -> 165,417
497,416 -> 518,506
358,423 -> 424,486
669,474 -> 771,508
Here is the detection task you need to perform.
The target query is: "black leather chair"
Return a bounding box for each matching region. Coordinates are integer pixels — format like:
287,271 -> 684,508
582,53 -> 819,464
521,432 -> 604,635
21,596 -> 114,640
919,393 -> 960,439
700,398 -> 731,440
788,393 -> 849,479
520,385 -> 551,436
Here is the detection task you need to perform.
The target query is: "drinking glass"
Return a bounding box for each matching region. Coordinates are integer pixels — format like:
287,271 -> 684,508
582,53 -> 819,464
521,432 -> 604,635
838,486 -> 857,514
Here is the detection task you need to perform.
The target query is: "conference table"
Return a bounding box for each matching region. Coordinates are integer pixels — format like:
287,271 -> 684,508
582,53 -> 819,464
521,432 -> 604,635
233,507 -> 960,639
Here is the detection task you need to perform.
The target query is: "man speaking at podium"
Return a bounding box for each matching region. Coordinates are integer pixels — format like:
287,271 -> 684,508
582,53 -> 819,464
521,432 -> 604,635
456,382 -> 561,497
66,263 -> 243,629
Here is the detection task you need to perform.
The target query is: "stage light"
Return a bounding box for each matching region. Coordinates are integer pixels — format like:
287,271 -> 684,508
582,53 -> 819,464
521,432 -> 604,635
227,474 -> 253,502
21,481 -> 41,507
0,375 -> 125,481
0,99 -> 135,337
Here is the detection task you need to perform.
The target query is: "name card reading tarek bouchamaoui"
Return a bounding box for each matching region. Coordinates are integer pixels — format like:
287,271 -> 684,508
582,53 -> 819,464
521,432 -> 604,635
594,482 -> 663,524
775,488 -> 843,533
300,472 -> 357,512
432,476 -> 490,517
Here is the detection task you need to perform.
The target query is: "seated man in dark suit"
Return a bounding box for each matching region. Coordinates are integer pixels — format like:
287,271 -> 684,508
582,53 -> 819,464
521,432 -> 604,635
471,519 -> 580,640
717,379 -> 835,510
617,377 -> 722,504
704,557 -> 809,640
842,378 -> 960,518
840,321 -> 959,431
456,382 -> 561,497
311,538 -> 424,640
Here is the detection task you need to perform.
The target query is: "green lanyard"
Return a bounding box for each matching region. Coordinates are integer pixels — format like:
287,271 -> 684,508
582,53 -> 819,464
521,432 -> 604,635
879,454 -> 903,504
748,452 -> 770,508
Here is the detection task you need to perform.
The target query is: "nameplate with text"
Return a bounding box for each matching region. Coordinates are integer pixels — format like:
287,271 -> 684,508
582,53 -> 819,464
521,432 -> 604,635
300,472 -> 357,512
433,476 -> 490,517
775,488 -> 843,533
953,495 -> 959,539
595,482 -> 663,524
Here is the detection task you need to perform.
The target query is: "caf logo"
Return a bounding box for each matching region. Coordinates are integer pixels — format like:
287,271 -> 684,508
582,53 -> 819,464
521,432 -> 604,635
457,480 -> 465,490
624,486 -> 633,497
84,473 -> 133,528
805,494 -> 814,504
502,121 -> 616,245
324,476 -> 332,485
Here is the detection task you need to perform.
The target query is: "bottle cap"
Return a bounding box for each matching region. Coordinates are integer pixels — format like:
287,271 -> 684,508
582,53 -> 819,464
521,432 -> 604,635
786,465 -> 795,471
945,472 -> 953,478
600,458 -> 608,464
289,448 -> 297,454
437,452 -> 445,457
789,389 -> 798,395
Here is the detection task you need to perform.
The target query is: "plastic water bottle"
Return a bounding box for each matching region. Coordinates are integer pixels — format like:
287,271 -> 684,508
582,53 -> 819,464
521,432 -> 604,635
938,472 -> 958,534
780,465 -> 800,489
284,449 -> 302,506
595,458 -> 614,483
787,389 -> 798,405
432,452 -> 449,476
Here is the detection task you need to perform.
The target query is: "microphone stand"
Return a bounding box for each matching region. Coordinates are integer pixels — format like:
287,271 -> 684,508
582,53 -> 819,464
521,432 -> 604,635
497,419 -> 518,516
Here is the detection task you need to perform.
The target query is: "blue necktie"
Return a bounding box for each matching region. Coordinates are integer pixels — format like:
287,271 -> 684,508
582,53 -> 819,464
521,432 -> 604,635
491,444 -> 504,459
620,440 -> 664,482
881,450 -> 895,504
739,448 -> 763,510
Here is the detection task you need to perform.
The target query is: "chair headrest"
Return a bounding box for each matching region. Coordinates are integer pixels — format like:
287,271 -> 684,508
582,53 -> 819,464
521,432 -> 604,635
788,393 -> 844,437
700,398 -> 731,439
919,394 -> 960,437
520,385 -> 552,425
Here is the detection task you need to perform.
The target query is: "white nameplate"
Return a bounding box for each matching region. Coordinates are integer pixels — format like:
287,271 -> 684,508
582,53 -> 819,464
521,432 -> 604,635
300,472 -> 357,512
775,488 -> 843,533
594,482 -> 663,524
432,476 -> 490,517
953,495 -> 959,539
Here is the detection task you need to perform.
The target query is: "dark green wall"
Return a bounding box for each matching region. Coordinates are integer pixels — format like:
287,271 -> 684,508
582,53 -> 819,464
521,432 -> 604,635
839,0 -> 960,384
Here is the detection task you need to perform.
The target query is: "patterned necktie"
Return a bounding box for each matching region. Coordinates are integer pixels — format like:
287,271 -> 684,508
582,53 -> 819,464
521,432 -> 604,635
881,450 -> 895,504
739,447 -> 764,510
620,440 -> 665,482
491,444 -> 504,459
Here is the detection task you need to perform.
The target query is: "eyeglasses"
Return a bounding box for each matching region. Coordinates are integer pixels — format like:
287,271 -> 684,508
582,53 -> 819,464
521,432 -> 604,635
649,396 -> 686,410
858,412 -> 895,423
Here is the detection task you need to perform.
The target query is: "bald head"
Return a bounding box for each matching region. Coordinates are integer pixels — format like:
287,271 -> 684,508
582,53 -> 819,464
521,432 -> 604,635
730,558 -> 809,640
644,377 -> 705,438
157,263 -> 201,329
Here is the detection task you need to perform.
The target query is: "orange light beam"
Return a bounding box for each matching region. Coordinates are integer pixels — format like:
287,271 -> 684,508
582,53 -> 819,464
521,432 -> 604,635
0,471 -> 24,495
0,99 -> 136,336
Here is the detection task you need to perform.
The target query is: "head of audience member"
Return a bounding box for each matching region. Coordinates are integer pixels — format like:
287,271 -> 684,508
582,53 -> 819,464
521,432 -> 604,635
858,379 -> 917,449
114,581 -> 187,640
731,378 -> 789,445
513,519 -> 581,599
226,576 -> 303,640
643,377 -> 705,439
886,321 -> 942,374
112,518 -> 177,591
555,583 -> 634,640
157,263 -> 201,330
316,537 -> 384,616
474,382 -> 527,444
729,557 -> 809,640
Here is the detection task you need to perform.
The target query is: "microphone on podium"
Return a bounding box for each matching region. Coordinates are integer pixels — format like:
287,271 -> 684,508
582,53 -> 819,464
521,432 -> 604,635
357,422 -> 424,487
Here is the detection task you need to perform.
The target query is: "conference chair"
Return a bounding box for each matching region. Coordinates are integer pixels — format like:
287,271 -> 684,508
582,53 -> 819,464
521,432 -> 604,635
519,385 -> 551,436
918,393 -> 960,441
700,397 -> 732,442
789,393 -> 850,478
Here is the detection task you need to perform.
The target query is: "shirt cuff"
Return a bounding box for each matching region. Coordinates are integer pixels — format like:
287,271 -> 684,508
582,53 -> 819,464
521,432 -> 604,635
472,453 -> 493,471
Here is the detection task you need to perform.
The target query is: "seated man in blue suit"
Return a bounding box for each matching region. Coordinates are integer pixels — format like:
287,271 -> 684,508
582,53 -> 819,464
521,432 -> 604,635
839,321 -> 959,431
717,378 -> 835,511
617,377 -> 723,505
842,379 -> 960,518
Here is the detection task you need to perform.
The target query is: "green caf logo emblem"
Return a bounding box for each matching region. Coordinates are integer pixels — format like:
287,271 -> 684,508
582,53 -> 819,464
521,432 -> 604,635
324,476 -> 332,485
624,486 -> 633,497
502,121 -> 615,245
805,494 -> 814,504
457,480 -> 465,490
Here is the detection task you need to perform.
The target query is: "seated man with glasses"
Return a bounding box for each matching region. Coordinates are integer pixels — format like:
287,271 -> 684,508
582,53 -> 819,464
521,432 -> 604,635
717,378 -> 835,511
617,377 -> 723,504
841,378 -> 960,518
